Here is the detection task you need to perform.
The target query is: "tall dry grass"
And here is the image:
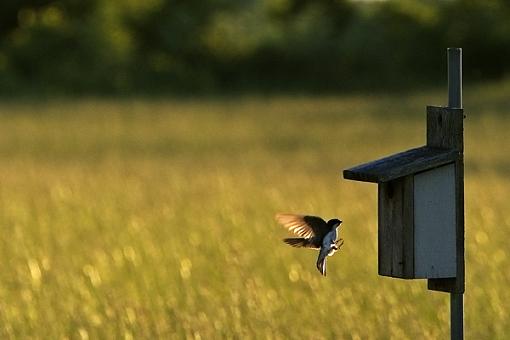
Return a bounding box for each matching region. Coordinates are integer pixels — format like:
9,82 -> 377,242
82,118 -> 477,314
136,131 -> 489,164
0,82 -> 509,338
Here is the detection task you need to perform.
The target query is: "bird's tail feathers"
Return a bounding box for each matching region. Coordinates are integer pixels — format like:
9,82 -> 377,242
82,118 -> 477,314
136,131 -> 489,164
283,238 -> 312,248
317,257 -> 327,276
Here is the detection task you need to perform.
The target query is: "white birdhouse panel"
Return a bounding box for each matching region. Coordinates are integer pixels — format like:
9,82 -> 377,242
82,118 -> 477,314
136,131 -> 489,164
414,164 -> 457,278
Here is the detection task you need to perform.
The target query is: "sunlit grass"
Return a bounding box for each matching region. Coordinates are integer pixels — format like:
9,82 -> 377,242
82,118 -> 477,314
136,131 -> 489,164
0,82 -> 509,338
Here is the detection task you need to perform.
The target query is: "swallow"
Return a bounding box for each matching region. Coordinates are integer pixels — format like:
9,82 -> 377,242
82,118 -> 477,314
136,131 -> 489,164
276,213 -> 343,276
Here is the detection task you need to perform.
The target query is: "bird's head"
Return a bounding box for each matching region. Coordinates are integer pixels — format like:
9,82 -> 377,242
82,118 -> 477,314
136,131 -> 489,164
328,218 -> 342,229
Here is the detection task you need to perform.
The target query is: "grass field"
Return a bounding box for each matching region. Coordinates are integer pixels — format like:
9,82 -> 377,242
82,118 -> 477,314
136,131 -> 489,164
1,81 -> 510,339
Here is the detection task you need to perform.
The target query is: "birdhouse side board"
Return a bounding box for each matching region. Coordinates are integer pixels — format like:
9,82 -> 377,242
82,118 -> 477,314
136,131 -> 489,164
378,176 -> 414,279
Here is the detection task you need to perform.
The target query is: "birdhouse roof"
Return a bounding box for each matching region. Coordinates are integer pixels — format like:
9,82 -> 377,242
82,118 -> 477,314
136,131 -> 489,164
343,146 -> 459,183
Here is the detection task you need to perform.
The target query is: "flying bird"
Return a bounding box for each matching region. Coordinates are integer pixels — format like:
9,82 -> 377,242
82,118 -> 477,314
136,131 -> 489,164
275,213 -> 343,276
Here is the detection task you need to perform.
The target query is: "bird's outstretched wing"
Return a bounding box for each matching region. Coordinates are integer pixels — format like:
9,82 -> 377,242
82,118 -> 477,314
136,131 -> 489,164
283,237 -> 318,249
275,213 -> 329,239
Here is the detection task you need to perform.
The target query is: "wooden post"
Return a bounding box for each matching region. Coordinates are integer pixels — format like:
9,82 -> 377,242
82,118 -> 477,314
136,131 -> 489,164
425,48 -> 464,339
448,47 -> 464,340
426,47 -> 464,339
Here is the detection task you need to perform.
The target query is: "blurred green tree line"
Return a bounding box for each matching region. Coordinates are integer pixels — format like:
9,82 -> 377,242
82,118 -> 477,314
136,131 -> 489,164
1,0 -> 510,94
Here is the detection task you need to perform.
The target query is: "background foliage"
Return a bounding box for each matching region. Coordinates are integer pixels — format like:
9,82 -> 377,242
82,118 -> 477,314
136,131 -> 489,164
1,0 -> 510,94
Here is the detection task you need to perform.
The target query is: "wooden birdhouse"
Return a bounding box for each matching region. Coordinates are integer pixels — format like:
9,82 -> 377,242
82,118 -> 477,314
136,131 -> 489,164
342,48 -> 466,338
343,106 -> 464,280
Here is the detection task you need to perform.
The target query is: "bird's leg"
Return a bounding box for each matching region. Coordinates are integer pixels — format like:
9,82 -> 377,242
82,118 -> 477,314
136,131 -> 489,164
335,238 -> 344,248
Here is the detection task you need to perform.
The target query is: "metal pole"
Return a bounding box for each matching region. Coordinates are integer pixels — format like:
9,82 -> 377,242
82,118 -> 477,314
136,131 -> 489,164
447,47 -> 464,340
448,48 -> 462,109
451,292 -> 464,340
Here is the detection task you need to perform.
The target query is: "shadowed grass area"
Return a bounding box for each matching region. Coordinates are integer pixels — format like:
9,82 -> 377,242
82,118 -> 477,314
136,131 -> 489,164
0,81 -> 509,338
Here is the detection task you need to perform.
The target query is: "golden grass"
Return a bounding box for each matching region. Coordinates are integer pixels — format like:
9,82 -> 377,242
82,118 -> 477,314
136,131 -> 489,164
0,83 -> 509,338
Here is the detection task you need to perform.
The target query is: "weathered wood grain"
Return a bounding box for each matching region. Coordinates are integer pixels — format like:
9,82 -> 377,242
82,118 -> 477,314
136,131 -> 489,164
426,106 -> 464,150
343,146 -> 459,183
378,176 -> 414,279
